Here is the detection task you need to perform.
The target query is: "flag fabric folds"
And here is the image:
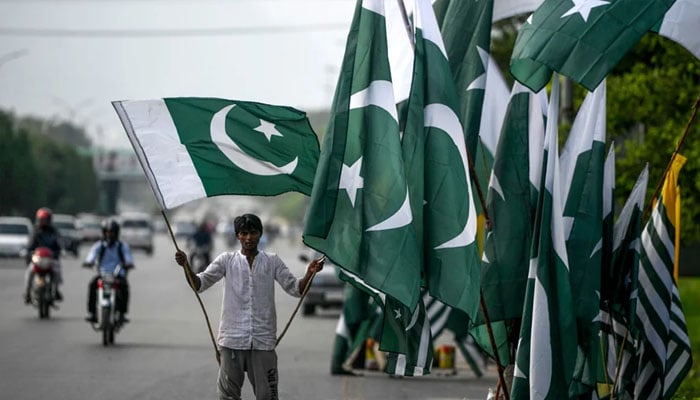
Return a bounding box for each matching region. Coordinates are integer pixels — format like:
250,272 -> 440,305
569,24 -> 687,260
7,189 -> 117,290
405,0 -> 482,319
511,78 -> 578,399
653,0 -> 700,60
113,98 -> 320,209
510,0 -> 678,91
472,81 -> 547,366
634,154 -> 692,399
303,0 -> 422,311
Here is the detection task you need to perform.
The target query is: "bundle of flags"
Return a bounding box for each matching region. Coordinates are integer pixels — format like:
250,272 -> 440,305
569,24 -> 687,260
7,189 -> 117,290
113,0 -> 695,395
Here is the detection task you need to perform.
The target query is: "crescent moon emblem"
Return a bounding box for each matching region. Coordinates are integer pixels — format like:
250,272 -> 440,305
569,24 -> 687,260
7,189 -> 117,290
210,104 -> 298,176
404,304 -> 420,331
366,188 -> 413,232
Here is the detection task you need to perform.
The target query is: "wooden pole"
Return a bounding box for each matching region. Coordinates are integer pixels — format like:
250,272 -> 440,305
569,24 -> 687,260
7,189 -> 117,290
161,210 -> 221,365
276,256 -> 324,346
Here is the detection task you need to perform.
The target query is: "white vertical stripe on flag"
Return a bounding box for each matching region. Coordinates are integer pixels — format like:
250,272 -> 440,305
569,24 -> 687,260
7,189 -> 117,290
113,99 -> 206,209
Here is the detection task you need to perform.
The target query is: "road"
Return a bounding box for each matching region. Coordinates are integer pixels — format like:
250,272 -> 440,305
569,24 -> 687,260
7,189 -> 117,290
0,233 -> 497,399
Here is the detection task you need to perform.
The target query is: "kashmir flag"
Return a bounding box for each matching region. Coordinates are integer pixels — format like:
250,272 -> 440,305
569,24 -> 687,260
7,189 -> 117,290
112,98 -> 320,210
471,81 -> 547,367
653,0 -> 700,60
303,0 -> 422,310
511,77 -> 578,400
634,154 -> 692,399
401,0 -> 482,319
598,164 -> 649,398
510,0 -> 677,92
558,82 -> 607,395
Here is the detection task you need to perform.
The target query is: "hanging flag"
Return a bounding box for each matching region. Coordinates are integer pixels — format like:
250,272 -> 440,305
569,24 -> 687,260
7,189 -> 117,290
330,284 -> 382,375
339,270 -> 435,377
510,0 -> 678,91
634,154 -> 692,399
112,98 -> 320,210
303,0 -> 422,310
559,82 -> 607,396
402,0 -> 482,319
511,77 -> 578,399
598,164 -> 649,398
653,0 -> 700,60
471,81 -> 547,366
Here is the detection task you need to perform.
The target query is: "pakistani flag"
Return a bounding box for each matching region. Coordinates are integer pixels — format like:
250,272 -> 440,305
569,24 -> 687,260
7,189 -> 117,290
511,77 -> 578,399
113,98 -> 320,209
338,270 -> 434,377
634,154 -> 692,399
303,0 -> 422,310
510,0 -> 677,91
653,0 -> 700,60
472,81 -> 547,366
436,0 -> 494,166
402,0 -> 482,319
559,82 -> 607,395
599,164 -> 649,398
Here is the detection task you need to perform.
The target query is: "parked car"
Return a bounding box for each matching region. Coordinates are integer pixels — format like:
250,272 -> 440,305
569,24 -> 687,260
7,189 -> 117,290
0,216 -> 33,258
53,214 -> 80,256
119,212 -> 154,255
299,252 -> 345,316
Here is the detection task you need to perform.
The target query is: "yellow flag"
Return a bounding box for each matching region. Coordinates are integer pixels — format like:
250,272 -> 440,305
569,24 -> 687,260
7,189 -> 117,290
657,154 -> 686,281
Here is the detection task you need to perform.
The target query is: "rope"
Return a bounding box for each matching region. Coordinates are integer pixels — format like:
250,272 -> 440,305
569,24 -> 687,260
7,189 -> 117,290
276,267 -> 318,347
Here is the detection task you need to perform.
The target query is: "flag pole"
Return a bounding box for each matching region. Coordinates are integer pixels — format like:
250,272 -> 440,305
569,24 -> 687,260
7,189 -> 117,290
161,209 -> 221,365
643,92 -> 700,220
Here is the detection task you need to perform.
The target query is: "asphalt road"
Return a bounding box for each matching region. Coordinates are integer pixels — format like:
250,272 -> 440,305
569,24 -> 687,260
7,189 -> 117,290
0,233 -> 497,400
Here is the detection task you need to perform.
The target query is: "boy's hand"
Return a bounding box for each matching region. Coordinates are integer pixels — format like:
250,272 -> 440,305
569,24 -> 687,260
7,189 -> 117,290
307,256 -> 325,274
175,250 -> 188,266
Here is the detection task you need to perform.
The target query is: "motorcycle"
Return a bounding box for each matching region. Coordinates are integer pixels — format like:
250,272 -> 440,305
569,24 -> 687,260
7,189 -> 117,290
28,247 -> 57,319
90,264 -> 125,346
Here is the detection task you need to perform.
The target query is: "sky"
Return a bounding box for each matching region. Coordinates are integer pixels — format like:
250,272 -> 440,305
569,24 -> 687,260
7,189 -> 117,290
0,0 -> 356,149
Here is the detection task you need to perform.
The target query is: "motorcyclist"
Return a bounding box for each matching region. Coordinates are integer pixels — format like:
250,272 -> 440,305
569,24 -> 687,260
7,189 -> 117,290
83,218 -> 134,324
24,207 -> 63,303
188,221 -> 213,267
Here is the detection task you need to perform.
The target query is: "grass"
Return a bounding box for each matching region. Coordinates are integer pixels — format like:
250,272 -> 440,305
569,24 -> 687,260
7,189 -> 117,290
674,277 -> 700,399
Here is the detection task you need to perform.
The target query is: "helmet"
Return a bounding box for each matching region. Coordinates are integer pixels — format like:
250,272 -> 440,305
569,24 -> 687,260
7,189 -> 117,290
31,247 -> 54,271
101,218 -> 120,239
35,207 -> 53,223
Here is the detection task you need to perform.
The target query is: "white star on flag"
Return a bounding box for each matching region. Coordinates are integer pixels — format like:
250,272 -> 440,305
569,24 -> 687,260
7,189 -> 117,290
561,0 -> 610,22
254,119 -> 283,141
393,308 -> 402,320
339,157 -> 364,207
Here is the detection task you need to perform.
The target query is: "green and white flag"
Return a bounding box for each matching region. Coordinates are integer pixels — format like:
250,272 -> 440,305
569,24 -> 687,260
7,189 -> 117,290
634,155 -> 692,399
599,164 -> 648,398
653,0 -> 700,60
510,0 -> 677,91
511,78 -> 578,399
559,82 -> 607,395
303,0 -> 422,311
472,81 -> 547,366
338,270 -> 434,377
113,98 -> 320,209
404,0 -> 481,319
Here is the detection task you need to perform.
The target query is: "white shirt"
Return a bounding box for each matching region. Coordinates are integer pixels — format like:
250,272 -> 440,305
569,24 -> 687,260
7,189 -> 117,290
197,250 -> 301,350
85,240 -> 133,277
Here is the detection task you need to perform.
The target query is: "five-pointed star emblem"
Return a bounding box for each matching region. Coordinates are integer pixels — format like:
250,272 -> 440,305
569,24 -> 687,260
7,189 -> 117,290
393,308 -> 402,320
561,0 -> 610,22
254,119 -> 283,142
339,158 -> 364,207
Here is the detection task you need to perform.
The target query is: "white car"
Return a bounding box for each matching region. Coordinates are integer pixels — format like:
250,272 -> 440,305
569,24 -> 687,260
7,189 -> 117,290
119,212 -> 154,255
0,216 -> 33,258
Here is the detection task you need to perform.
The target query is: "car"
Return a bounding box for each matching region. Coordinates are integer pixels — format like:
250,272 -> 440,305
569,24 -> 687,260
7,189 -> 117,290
76,215 -> 103,243
0,216 -> 33,258
299,252 -> 345,316
52,214 -> 81,256
119,212 -> 154,255
172,218 -> 197,240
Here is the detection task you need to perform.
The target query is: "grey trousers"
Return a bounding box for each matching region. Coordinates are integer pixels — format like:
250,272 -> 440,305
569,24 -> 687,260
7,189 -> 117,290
218,347 -> 279,400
